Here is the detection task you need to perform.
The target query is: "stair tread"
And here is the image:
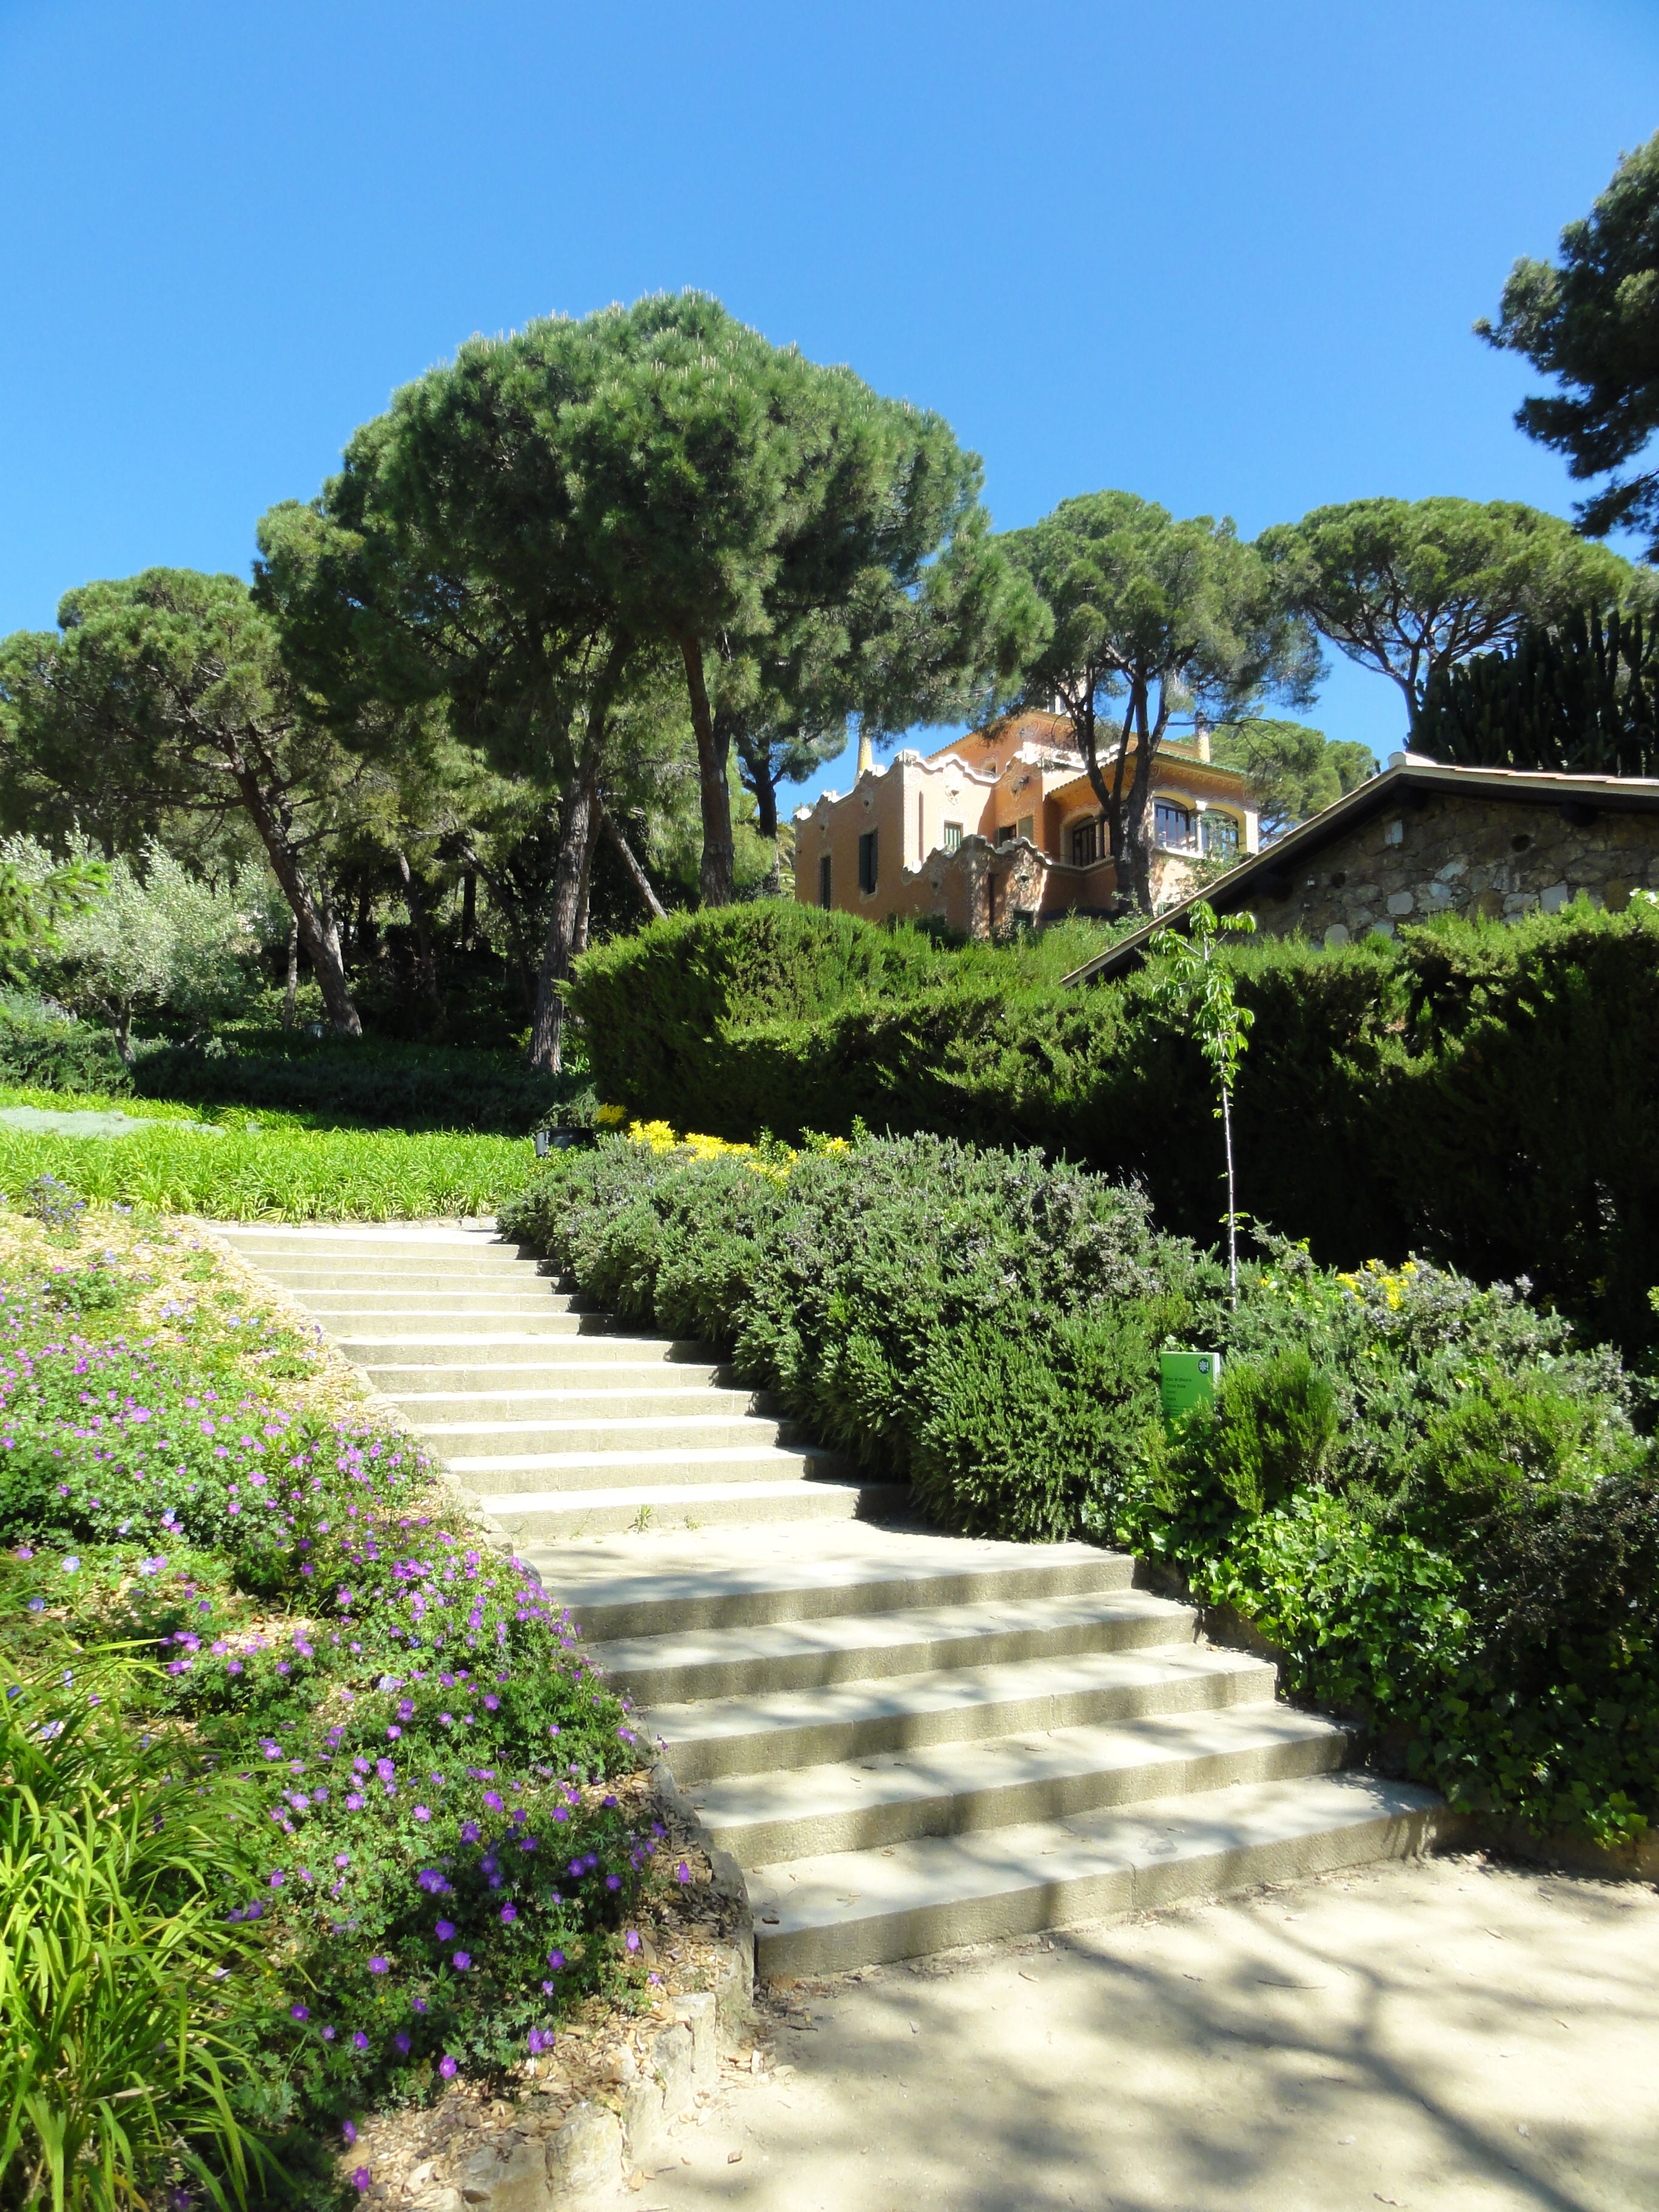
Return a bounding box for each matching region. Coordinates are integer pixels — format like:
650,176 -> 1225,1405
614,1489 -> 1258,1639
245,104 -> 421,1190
450,1441 -> 842,1472
526,1527 -> 1123,1610
689,1706 -> 1345,1832
481,1476 -> 900,1513
746,1772 -> 1443,1933
417,1412 -> 786,1439
591,1586 -> 1190,1678
646,1642 -> 1273,1746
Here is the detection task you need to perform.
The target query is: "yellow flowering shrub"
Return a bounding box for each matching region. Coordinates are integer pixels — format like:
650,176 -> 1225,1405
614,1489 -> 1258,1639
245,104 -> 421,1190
1335,1257 -> 1421,1311
622,1118 -> 797,1184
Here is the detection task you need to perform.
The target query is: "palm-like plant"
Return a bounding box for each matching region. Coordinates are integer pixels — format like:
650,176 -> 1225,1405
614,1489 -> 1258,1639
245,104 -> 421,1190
0,1663 -> 275,2211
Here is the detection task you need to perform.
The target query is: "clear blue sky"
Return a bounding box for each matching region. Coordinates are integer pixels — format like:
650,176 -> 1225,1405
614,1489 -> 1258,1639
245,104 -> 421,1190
2,0 -> 1655,805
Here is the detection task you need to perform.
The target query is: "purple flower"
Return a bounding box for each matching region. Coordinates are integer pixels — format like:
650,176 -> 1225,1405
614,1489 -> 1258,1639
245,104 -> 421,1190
354,2030 -> 369,2051
459,1820 -> 479,1843
368,1956 -> 388,1975
483,1694 -> 500,1711
435,1919 -> 454,1940
414,1805 -> 431,1822
341,2120 -> 357,2146
438,2054 -> 457,2080
290,2003 -> 309,2021
625,1929 -> 641,1953
452,1951 -> 470,1971
547,1948 -> 565,1971
351,2167 -> 371,2192
500,1903 -> 516,1924
322,2026 -> 336,2042
676,1861 -> 691,1884
394,2031 -> 411,2056
269,1871 -> 284,1889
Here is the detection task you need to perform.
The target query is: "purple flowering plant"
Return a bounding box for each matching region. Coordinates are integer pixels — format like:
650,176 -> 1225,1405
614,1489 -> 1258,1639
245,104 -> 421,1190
0,1199 -> 661,2146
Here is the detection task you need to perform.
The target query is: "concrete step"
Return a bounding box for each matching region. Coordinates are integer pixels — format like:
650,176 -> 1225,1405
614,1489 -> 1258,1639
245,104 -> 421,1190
217,1227 -> 516,1258
293,1289 -> 580,1316
360,1360 -> 730,1394
648,1642 -> 1278,1782
323,1310 -> 595,1339
347,1337 -> 716,1368
248,1267 -> 565,1295
692,1705 -> 1351,1868
415,1411 -> 799,1457
484,1478 -> 911,1540
397,1386 -> 769,1424
588,1587 -> 1195,1704
444,1442 -> 856,1495
524,1529 -> 1134,1642
744,1771 -> 1447,1977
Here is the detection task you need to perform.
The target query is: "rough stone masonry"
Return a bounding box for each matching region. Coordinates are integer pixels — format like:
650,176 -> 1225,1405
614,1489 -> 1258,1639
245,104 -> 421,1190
1239,789 -> 1659,947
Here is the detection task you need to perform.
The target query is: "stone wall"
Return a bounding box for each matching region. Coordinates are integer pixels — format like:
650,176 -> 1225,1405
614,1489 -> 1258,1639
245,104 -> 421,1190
1236,793 -> 1659,948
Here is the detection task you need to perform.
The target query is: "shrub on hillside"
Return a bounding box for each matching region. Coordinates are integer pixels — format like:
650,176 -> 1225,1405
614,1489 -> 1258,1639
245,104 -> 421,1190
506,1129 -> 1201,1539
0,989 -> 133,1093
505,1127 -> 1659,1844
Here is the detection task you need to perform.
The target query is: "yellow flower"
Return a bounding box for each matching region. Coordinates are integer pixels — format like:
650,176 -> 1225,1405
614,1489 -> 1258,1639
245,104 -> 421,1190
595,1103 -> 628,1128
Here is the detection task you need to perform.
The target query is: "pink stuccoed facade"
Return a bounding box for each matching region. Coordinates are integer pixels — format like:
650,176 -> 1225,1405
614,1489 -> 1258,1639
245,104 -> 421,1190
793,712 -> 1261,934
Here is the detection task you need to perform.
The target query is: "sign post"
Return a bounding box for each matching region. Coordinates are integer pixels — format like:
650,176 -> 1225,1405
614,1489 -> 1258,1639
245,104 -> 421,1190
1160,1349 -> 1222,1428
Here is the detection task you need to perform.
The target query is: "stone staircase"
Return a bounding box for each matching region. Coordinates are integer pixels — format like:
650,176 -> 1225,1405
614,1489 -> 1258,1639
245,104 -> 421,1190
220,1219 -> 1444,1980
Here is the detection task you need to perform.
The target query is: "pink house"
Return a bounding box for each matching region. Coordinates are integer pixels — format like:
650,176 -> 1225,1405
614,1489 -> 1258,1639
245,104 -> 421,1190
793,711 -> 1262,934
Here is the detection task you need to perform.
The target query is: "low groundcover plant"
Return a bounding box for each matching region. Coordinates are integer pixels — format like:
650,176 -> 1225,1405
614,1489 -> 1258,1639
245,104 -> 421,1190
0,1199 -> 657,2208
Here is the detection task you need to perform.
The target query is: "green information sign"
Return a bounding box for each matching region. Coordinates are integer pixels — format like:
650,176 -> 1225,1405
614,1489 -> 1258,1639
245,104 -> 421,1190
1160,1349 -> 1222,1426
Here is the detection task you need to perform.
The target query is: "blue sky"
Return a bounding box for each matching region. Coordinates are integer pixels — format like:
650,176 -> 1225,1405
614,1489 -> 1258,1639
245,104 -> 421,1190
2,0 -> 1655,808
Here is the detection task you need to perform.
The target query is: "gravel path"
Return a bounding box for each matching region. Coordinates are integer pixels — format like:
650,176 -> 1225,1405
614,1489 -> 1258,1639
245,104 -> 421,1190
622,1854 -> 1658,2212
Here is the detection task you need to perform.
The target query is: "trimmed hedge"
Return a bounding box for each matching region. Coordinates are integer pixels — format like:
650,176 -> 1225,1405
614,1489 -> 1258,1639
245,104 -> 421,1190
501,1131 -> 1659,1846
567,901 -> 1659,1354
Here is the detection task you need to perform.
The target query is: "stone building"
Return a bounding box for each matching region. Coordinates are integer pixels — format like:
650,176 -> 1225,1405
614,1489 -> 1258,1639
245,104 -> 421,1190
1062,756 -> 1659,985
792,710 -> 1260,936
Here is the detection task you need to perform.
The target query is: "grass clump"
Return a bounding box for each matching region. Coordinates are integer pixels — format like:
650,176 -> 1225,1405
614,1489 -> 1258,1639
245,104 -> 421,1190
0,1122 -> 537,1222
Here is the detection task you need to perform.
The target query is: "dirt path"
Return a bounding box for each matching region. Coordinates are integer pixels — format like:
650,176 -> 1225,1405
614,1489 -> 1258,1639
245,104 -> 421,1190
623,1854 -> 1658,2212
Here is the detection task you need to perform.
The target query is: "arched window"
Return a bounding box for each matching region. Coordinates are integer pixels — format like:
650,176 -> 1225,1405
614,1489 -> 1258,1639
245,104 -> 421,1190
1154,800 -> 1195,851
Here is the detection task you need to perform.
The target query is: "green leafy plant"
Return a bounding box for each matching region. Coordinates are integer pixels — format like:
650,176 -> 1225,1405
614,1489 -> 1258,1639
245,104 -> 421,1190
0,1664 -> 275,2212
1145,900 -> 1257,1300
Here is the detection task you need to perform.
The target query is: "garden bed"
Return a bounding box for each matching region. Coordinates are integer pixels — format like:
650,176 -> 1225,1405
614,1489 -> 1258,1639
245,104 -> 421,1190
0,1190 -> 736,2208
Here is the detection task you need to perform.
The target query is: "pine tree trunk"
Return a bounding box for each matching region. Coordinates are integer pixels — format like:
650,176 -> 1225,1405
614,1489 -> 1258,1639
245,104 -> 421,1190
394,848 -> 441,1013
599,805 -> 667,920
224,753 -> 362,1036
679,635 -> 736,907
528,637 -> 631,1072
282,917 -> 299,1027
461,869 -> 477,952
